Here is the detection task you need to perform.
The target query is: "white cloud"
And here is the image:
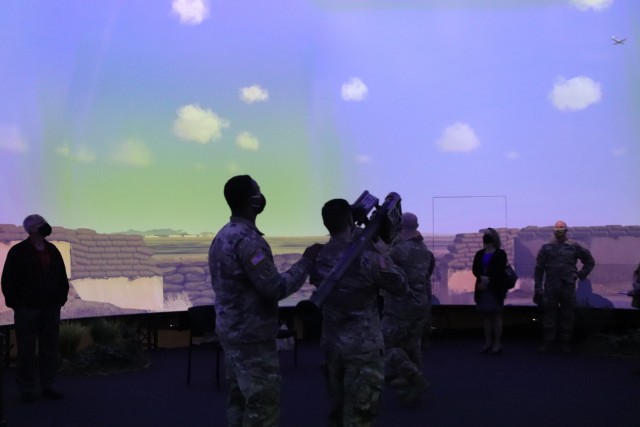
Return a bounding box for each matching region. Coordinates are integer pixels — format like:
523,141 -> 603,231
55,145 -> 70,157
569,0 -> 613,11
56,144 -> 96,163
240,85 -> 269,104
173,104 -> 230,144
505,151 -> 520,160
112,138 -> 152,167
171,0 -> 210,25
0,125 -> 28,153
73,146 -> 97,163
356,154 -> 372,164
435,122 -> 480,153
236,132 -> 260,150
549,76 -> 602,111
612,147 -> 626,156
226,161 -> 242,174
341,77 -> 368,101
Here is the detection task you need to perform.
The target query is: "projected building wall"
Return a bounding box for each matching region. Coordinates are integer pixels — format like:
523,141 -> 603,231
1,223 -> 638,326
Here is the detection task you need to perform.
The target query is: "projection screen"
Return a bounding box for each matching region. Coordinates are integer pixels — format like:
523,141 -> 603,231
1,0 -> 638,324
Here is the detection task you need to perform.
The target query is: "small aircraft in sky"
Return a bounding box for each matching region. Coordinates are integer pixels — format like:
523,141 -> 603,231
611,36 -> 626,45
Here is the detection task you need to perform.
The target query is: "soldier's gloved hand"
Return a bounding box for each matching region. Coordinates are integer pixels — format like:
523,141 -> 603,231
302,243 -> 324,265
371,238 -> 388,254
533,292 -> 544,307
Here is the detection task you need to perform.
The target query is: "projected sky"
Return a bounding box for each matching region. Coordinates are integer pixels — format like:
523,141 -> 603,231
0,0 -> 638,236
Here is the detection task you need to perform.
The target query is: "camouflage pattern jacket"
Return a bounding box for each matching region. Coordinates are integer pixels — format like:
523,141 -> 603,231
383,235 -> 435,319
534,238 -> 595,293
208,217 -> 311,346
310,236 -> 407,354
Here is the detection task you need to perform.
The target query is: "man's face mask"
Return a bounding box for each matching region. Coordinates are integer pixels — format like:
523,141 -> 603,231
38,222 -> 52,237
250,194 -> 267,214
554,228 -> 567,239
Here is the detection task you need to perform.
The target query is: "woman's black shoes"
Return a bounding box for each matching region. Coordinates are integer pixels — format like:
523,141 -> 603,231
480,346 -> 502,355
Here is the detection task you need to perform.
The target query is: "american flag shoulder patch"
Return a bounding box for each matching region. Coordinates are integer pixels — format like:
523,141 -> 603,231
250,250 -> 266,267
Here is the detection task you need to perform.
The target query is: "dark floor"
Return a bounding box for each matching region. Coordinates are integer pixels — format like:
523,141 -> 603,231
1,332 -> 639,427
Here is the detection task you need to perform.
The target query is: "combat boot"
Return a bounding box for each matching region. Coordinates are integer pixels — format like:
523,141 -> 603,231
401,374 -> 430,404
421,334 -> 431,349
388,376 -> 409,388
537,342 -> 552,354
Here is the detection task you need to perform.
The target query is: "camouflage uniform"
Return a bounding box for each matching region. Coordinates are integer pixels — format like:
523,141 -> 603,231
382,235 -> 435,384
209,217 -> 312,427
632,263 -> 640,309
534,238 -> 595,343
310,236 -> 406,427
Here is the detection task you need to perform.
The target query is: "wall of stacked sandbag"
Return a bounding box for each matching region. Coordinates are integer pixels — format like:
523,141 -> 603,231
441,225 -> 640,284
515,225 -> 640,283
3,223 -> 638,308
156,253 -> 305,307
442,228 -> 519,272
0,225 -> 162,279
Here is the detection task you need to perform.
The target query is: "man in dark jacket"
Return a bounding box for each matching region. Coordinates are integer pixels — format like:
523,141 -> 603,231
2,214 -> 69,402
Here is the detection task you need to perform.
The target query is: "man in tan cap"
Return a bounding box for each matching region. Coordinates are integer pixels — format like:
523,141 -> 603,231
381,212 -> 435,403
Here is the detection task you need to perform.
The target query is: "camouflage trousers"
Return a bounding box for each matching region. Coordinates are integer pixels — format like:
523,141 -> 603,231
224,341 -> 281,427
325,349 -> 384,427
542,282 -> 576,342
381,315 -> 426,380
423,296 -> 432,341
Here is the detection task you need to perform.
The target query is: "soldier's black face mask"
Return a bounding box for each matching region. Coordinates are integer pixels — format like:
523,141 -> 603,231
554,229 -> 567,239
250,194 -> 267,214
38,223 -> 52,237
482,234 -> 493,245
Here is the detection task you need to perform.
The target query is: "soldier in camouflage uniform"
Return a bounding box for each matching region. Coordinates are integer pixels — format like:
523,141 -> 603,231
381,212 -> 435,403
208,175 -> 322,427
310,198 -> 407,427
534,220 -> 595,354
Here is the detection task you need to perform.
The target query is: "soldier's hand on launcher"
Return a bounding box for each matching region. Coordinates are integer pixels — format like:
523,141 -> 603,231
302,243 -> 324,265
371,237 -> 388,254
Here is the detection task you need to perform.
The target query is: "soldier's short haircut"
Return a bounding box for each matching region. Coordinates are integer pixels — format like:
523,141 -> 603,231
322,199 -> 352,235
224,175 -> 255,210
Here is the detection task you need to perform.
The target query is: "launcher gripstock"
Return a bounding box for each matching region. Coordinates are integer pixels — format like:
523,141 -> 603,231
306,191 -> 402,308
351,190 -> 379,226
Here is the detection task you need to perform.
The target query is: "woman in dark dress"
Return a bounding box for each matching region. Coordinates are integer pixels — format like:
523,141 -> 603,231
472,228 -> 508,355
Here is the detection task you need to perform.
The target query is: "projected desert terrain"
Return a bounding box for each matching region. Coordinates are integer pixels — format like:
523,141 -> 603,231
1,224 -> 638,325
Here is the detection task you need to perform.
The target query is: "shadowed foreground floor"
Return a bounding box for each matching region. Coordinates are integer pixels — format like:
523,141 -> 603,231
1,333 -> 639,427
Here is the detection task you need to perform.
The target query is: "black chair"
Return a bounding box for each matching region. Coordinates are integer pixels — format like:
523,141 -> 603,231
186,305 -> 223,388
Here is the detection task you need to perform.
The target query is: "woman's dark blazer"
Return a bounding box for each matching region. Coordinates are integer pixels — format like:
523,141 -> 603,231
472,248 -> 508,304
